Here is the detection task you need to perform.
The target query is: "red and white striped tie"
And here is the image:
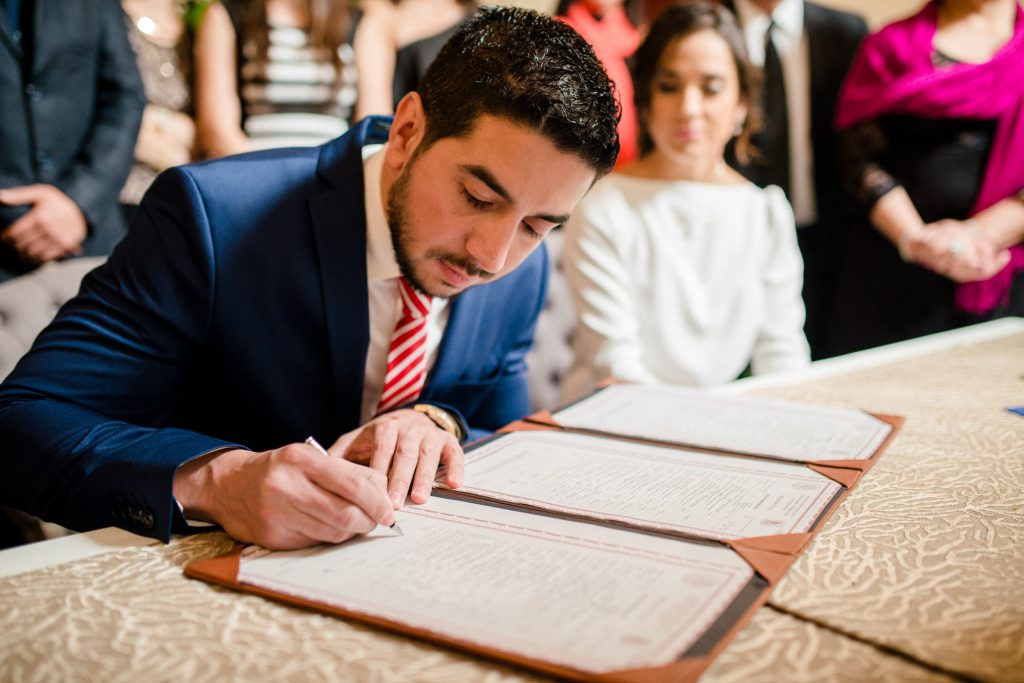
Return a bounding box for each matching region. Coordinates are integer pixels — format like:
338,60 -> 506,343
376,277 -> 433,414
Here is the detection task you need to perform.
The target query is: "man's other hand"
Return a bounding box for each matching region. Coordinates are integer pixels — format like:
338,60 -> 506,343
331,409 -> 465,509
0,184 -> 87,264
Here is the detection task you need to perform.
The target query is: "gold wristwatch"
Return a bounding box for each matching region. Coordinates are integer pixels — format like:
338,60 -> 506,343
412,404 -> 465,441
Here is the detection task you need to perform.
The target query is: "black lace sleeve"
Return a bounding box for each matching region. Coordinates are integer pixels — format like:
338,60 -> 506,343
840,120 -> 900,211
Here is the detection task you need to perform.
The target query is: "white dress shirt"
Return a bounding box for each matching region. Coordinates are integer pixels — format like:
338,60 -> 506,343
562,173 -> 810,401
360,145 -> 450,423
734,0 -> 817,226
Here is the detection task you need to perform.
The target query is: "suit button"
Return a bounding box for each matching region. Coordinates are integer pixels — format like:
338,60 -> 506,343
35,151 -> 52,169
24,84 -> 34,96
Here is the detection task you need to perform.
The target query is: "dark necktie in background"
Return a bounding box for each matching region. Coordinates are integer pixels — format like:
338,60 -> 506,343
760,20 -> 791,198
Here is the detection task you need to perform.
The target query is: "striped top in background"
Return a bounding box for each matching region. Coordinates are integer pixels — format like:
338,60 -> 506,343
240,22 -> 358,150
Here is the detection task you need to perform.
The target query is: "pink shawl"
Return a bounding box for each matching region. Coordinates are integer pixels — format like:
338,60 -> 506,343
835,1 -> 1024,314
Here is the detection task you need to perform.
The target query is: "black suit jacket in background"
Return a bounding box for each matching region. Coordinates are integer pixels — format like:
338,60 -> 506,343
0,0 -> 144,281
726,1 -> 866,229
725,1 -> 867,358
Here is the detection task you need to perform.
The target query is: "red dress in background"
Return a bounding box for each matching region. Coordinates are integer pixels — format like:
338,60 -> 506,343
562,3 -> 641,167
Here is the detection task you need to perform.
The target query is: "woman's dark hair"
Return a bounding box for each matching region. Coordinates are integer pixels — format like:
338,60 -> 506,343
416,6 -> 621,177
632,1 -> 759,162
241,0 -> 351,91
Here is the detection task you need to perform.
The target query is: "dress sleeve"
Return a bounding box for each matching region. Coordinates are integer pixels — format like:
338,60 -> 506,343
751,187 -> 811,375
840,120 -> 900,211
562,185 -> 659,401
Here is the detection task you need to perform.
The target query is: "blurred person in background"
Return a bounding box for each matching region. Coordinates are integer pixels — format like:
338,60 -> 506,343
827,0 -> 1024,355
353,0 -> 473,118
723,0 -> 866,358
120,0 -> 198,223
0,0 -> 144,281
563,1 -> 809,401
557,0 -> 641,167
194,0 -> 359,157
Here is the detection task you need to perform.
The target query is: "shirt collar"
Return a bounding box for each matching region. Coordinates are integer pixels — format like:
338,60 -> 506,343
735,0 -> 803,40
363,144 -> 402,283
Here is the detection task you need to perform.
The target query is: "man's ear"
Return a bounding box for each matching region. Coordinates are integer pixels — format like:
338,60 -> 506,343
385,92 -> 427,173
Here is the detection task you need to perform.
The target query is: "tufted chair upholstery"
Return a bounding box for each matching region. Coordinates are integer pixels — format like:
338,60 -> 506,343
526,228 -> 577,412
0,257 -> 105,382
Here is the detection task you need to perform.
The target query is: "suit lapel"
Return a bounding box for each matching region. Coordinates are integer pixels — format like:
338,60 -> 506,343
309,122 -> 384,428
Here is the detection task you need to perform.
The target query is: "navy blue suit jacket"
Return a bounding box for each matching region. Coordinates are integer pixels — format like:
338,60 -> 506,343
0,118 -> 548,540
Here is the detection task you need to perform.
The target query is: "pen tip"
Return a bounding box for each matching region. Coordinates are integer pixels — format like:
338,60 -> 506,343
390,522 -> 404,536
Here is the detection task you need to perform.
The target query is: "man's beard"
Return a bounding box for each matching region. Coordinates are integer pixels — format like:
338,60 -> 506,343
387,155 -> 493,298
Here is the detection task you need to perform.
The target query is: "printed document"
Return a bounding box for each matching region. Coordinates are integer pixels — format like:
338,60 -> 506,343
448,431 -> 842,540
238,497 -> 754,674
554,384 -> 891,461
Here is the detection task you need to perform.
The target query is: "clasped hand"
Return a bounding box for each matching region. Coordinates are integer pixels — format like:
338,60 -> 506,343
174,409 -> 464,549
0,184 -> 87,264
904,219 -> 1010,282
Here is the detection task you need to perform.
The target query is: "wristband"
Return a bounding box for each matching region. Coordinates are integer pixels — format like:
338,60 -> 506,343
412,404 -> 464,441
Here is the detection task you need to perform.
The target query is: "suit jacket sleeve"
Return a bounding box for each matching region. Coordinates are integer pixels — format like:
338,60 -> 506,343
0,168 -> 240,541
56,1 -> 144,227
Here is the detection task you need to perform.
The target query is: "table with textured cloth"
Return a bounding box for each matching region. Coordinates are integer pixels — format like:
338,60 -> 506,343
1,320 -> 1021,682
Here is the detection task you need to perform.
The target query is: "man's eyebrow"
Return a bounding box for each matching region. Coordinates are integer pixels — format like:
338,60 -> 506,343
463,164 -> 571,225
464,165 -> 511,203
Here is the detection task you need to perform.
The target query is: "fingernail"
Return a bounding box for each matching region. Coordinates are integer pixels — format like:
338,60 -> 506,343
389,491 -> 403,508
413,484 -> 430,499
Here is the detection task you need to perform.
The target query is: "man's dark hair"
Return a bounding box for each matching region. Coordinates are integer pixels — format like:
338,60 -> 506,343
417,6 -> 620,177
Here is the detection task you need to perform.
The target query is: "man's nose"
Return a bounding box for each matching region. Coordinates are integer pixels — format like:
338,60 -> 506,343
465,219 -> 518,274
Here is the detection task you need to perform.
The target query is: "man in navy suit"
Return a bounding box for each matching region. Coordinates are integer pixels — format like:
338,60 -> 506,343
0,8 -> 619,549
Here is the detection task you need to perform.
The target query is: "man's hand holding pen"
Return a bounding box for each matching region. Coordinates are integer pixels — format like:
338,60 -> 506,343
172,409 -> 465,550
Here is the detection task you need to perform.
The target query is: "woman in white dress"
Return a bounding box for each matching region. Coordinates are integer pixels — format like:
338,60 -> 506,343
563,0 -> 809,400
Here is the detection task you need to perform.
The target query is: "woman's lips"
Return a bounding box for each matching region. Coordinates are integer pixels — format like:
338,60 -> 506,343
675,127 -> 702,141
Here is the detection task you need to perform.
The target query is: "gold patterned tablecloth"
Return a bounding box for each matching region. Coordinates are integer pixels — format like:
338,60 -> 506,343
747,332 -> 1024,683
1,332 -> 1021,682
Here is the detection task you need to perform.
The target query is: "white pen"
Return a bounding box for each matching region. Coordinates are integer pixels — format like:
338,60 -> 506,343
305,436 -> 403,536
